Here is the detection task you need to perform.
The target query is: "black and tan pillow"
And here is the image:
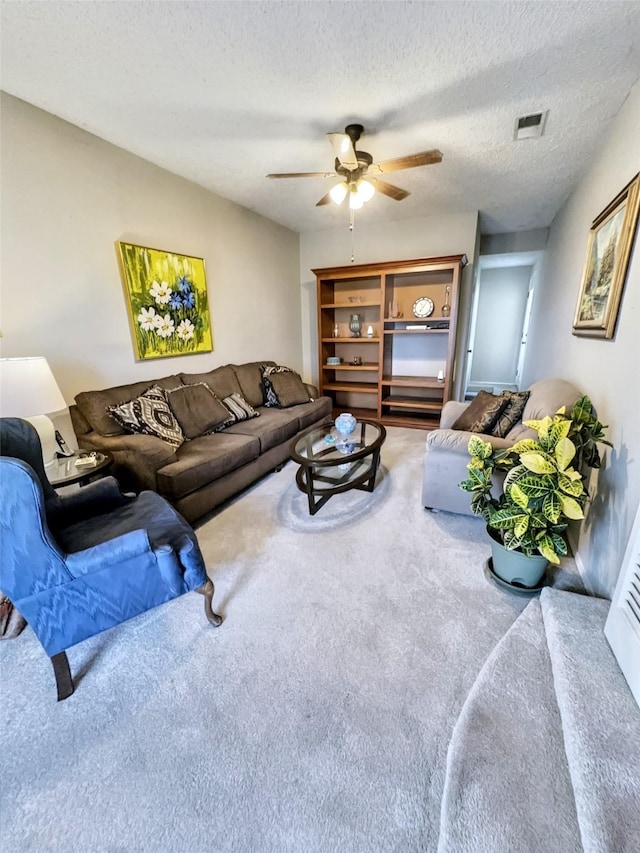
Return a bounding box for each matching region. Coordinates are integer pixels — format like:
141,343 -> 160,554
216,393 -> 260,427
491,391 -> 530,438
166,383 -> 233,439
451,390 -> 510,434
261,364 -> 293,407
107,385 -> 184,447
267,371 -> 310,408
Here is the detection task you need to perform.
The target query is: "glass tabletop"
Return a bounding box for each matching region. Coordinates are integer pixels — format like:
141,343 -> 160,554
291,418 -> 386,466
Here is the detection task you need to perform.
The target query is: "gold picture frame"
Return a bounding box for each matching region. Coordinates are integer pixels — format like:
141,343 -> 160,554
116,241 -> 213,360
573,173 -> 640,339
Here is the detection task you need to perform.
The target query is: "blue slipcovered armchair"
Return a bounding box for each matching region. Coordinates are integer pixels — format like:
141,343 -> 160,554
0,418 -> 222,700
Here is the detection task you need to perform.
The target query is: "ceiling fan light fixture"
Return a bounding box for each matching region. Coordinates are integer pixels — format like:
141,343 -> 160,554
356,179 -> 375,202
329,181 -> 348,205
348,188 -> 364,210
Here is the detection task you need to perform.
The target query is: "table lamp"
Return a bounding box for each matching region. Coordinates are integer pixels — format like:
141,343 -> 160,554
0,357 -> 67,468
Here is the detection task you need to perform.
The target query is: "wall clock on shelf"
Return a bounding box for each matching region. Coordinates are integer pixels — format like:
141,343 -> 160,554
412,297 -> 434,318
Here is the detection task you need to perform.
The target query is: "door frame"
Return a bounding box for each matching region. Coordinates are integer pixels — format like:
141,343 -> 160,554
463,250 -> 544,398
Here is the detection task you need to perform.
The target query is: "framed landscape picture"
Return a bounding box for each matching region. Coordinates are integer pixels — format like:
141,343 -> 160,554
117,241 -> 213,360
573,173 -> 640,339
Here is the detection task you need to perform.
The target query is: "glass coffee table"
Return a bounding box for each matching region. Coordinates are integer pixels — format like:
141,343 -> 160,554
290,418 -> 387,515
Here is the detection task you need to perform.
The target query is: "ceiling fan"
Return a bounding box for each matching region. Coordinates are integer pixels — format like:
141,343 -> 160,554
266,124 -> 442,209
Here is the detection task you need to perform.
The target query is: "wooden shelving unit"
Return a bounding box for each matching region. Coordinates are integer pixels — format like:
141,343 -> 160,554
314,254 -> 467,430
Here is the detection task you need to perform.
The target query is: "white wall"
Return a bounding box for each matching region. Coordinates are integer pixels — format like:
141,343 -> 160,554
524,82 -> 640,597
299,212 -> 479,396
0,94 -> 302,415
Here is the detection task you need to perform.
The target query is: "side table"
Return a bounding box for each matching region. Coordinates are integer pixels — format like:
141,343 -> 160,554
47,452 -> 114,489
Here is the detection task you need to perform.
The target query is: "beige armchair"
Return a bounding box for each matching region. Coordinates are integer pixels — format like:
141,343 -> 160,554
422,378 -> 583,515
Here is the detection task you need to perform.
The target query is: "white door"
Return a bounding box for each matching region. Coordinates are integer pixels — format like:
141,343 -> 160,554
465,260 -> 533,398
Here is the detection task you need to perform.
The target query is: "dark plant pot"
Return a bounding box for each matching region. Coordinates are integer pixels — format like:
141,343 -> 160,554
487,526 -> 549,589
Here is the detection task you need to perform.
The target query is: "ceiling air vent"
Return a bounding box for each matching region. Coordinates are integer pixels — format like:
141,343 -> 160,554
514,111 -> 548,140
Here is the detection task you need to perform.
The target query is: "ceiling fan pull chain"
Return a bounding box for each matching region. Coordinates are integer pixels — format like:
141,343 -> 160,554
349,209 -> 355,262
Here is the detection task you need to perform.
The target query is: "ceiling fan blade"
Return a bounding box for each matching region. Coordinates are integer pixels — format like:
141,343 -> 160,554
266,171 -> 336,179
373,149 -> 443,174
369,178 -> 409,201
316,192 -> 333,207
327,133 -> 358,170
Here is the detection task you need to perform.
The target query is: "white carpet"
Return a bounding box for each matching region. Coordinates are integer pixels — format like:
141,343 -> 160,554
0,427 -> 581,852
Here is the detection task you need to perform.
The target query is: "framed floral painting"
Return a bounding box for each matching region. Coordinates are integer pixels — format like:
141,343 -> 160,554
116,242 -> 213,360
573,173 -> 640,339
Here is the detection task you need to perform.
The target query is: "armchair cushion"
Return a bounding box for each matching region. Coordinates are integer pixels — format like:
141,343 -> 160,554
451,390 -> 509,434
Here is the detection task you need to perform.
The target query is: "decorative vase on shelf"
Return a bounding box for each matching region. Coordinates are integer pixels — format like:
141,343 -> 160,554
349,314 -> 362,337
335,412 -> 357,439
441,286 -> 451,317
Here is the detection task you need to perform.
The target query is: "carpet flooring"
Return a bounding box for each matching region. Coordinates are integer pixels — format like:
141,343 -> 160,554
0,427 -> 581,852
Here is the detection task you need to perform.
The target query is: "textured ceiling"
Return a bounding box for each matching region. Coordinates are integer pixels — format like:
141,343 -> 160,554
1,1 -> 639,234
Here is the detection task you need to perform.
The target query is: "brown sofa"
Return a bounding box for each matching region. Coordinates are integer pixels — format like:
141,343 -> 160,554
70,361 -> 332,523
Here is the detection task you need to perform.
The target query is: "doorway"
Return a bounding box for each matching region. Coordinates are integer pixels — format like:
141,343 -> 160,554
464,253 -> 541,399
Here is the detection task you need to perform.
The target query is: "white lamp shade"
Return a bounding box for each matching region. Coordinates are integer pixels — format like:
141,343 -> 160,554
329,182 -> 348,205
0,357 -> 67,417
349,189 -> 364,210
356,179 -> 375,202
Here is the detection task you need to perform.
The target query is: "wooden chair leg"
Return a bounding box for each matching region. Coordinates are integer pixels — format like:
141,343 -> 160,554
51,651 -> 74,701
197,579 -> 223,627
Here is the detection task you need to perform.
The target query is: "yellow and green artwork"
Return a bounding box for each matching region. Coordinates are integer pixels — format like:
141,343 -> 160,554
117,241 -> 213,360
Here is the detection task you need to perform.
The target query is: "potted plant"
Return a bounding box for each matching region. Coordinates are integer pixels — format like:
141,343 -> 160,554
459,396 -> 611,589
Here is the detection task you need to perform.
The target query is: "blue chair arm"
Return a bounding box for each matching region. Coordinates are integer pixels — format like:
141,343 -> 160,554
65,528 -> 151,577
57,476 -> 131,520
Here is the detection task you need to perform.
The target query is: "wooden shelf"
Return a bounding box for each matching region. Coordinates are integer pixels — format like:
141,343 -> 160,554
321,337 -> 380,343
323,381 -> 379,394
323,363 -> 379,371
383,329 -> 449,335
382,375 -> 445,388
381,395 -> 443,412
321,301 -> 381,309
384,316 -> 450,323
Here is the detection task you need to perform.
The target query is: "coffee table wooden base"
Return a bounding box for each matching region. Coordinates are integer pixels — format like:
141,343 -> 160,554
295,448 -> 382,515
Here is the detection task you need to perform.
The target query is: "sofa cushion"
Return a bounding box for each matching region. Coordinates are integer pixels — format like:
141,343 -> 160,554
179,365 -> 242,401
107,385 -> 185,448
232,361 -> 277,408
224,407 -> 300,453
491,391 -> 530,438
452,390 -> 509,434
166,383 -> 231,439
287,396 -> 333,431
75,375 -> 182,436
156,432 -> 260,499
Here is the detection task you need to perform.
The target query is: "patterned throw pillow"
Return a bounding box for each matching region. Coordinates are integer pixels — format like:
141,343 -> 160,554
267,371 -> 310,408
261,364 -> 293,407
451,390 -> 510,434
491,391 -> 530,438
212,393 -> 260,431
107,385 -> 185,447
